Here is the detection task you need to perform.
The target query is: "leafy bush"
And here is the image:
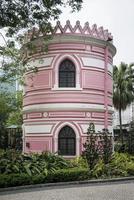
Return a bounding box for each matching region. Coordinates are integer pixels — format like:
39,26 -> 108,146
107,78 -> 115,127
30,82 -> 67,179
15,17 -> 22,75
69,156 -> 88,168
89,152 -> 134,178
105,153 -> 134,177
114,143 -> 128,153
0,168 -> 89,188
127,163 -> 134,175
0,173 -> 33,188
82,124 -> 112,169
91,160 -> 106,178
0,150 -> 134,188
46,168 -> 89,183
0,150 -> 70,176
82,130 -> 100,170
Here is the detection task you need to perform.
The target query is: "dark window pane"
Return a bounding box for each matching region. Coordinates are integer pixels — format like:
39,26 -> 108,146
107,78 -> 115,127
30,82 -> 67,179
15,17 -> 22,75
58,126 -> 76,155
59,59 -> 76,87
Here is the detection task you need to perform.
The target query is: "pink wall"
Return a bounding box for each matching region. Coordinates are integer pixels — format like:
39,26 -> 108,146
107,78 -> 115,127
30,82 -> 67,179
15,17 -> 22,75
25,136 -> 52,153
25,70 -> 52,92
23,21 -> 116,155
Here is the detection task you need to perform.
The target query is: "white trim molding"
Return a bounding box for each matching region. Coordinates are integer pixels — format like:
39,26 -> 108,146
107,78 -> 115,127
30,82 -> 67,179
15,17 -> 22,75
81,56 -> 113,73
52,54 -> 81,90
24,124 -> 53,134
26,56 -> 54,69
52,122 -> 80,156
23,103 -> 113,113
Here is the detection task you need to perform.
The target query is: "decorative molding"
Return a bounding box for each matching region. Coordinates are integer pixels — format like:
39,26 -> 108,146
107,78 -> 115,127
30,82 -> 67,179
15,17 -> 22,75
52,54 -> 81,90
24,124 -> 53,134
86,112 -> 91,117
81,56 -> 113,73
24,20 -> 113,43
52,121 -> 80,156
43,112 -> 48,118
81,57 -> 104,69
49,112 -> 85,118
26,56 -> 54,69
28,112 -> 42,119
23,103 -> 113,113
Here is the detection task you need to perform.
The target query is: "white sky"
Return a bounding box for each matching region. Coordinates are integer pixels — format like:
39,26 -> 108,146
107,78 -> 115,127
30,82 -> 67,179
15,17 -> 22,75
58,0 -> 134,65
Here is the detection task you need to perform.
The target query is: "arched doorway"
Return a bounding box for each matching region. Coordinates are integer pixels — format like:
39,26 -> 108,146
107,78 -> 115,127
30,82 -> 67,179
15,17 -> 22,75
58,125 -> 76,155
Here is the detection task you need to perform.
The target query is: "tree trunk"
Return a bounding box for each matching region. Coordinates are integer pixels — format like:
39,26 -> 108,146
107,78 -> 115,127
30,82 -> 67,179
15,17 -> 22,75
119,107 -> 123,145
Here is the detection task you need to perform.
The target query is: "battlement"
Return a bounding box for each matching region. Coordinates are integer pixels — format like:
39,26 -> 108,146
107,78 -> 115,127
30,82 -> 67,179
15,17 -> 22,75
24,20 -> 113,43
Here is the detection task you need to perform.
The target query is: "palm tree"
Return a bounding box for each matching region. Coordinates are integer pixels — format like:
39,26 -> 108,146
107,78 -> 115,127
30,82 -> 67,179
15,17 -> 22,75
113,62 -> 134,144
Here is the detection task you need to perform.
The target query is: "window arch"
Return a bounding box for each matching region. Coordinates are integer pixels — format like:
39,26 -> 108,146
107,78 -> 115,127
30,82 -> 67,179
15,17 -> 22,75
58,126 -> 76,155
59,59 -> 76,87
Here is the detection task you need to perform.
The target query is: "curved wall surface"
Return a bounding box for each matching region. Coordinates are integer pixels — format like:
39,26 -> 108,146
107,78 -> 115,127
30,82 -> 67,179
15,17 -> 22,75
23,21 -> 116,156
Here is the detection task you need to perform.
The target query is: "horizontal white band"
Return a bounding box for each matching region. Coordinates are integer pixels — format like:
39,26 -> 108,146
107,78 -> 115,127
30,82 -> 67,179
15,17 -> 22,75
81,57 -> 112,73
23,103 -> 113,113
26,57 -> 53,69
24,124 -> 53,133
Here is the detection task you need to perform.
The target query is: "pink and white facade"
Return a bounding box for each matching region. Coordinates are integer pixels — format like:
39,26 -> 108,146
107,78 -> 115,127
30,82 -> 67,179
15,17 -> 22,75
22,21 -> 116,156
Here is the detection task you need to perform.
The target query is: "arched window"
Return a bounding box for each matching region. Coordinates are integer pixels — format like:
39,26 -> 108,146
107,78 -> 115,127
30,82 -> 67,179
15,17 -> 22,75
59,59 -> 76,87
58,126 -> 76,155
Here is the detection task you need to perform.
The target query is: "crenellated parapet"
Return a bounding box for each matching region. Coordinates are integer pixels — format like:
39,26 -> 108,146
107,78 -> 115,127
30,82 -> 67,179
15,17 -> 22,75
24,20 -> 113,44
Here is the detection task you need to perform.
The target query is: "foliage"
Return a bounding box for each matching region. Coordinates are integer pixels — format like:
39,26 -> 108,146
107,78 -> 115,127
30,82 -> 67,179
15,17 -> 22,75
46,168 -> 89,183
91,159 -> 106,178
91,153 -> 134,178
82,123 -> 113,170
6,90 -> 23,126
0,0 -> 83,83
0,89 -> 15,149
82,123 -> 100,170
0,41 -> 39,83
113,62 -> 134,144
83,132 -> 99,170
0,0 -> 83,35
127,122 -> 134,155
108,153 -> 134,177
0,150 -> 70,176
0,89 -> 23,149
0,168 -> 89,188
0,173 -> 33,188
0,89 -> 14,124
101,129 -> 112,164
69,156 -> 88,168
0,151 -> 134,188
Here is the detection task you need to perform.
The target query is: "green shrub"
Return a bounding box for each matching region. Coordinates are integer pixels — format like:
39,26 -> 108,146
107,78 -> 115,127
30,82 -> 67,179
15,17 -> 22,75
46,168 -> 89,183
90,153 -> 134,178
0,168 -> 89,188
108,153 -> 134,177
0,150 -> 70,176
69,157 -> 88,168
0,174 -> 33,188
126,162 -> 134,175
91,160 -> 106,178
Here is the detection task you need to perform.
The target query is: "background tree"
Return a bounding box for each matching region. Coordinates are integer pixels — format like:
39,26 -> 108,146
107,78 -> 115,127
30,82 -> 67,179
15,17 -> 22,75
113,62 -> 134,144
0,0 -> 83,35
0,0 -> 83,82
0,88 -> 23,148
0,89 -> 14,148
6,91 -> 23,126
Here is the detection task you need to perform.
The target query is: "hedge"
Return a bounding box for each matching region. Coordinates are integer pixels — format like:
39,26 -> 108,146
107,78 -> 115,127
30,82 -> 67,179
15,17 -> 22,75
0,168 -> 89,188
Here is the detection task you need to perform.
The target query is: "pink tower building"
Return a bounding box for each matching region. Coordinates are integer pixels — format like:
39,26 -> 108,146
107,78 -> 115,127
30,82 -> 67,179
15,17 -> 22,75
23,21 -> 116,157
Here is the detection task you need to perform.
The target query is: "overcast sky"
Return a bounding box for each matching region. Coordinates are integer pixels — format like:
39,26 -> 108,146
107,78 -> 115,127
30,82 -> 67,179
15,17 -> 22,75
58,0 -> 134,65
